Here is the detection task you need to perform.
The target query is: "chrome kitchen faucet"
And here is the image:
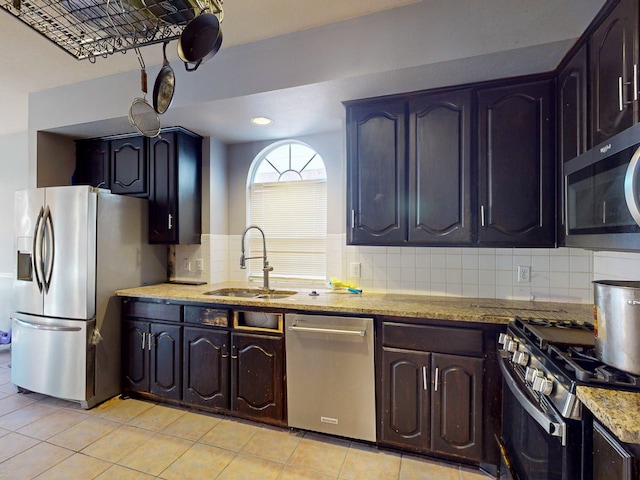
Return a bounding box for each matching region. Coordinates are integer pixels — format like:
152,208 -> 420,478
240,225 -> 273,290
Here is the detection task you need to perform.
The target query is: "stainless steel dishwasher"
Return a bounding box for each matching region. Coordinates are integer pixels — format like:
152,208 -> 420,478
285,313 -> 376,442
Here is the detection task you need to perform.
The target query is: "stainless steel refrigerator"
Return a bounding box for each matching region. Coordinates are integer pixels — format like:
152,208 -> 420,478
12,186 -> 167,408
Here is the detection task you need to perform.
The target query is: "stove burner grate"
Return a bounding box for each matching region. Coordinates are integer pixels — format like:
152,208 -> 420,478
549,345 -> 640,391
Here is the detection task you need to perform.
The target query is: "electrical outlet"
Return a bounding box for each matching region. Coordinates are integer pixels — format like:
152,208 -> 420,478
517,265 -> 531,283
350,262 -> 361,278
196,259 -> 204,271
183,259 -> 191,272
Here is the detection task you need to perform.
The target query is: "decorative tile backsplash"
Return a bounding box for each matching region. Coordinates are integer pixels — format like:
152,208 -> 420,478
174,234 -> 640,305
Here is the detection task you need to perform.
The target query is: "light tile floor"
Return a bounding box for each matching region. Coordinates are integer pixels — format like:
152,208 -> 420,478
0,348 -> 491,479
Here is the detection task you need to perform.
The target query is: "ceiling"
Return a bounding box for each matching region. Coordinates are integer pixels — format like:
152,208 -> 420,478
0,0 -> 419,137
1,0 -> 606,143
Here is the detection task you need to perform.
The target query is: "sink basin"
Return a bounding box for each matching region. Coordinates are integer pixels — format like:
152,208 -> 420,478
204,288 -> 297,299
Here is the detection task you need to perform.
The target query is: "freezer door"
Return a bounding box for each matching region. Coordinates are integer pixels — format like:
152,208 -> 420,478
13,188 -> 46,316
11,313 -> 94,403
43,186 -> 96,319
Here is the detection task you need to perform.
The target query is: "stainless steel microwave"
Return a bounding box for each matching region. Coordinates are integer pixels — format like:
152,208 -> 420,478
564,122 -> 640,251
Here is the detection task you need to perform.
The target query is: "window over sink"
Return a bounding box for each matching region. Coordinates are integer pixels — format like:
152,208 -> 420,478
247,140 -> 327,282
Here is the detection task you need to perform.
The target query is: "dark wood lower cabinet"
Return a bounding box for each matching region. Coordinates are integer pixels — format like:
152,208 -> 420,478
183,326 -> 229,409
123,319 -> 181,401
378,319 -> 500,470
381,348 -> 431,450
231,332 -> 284,422
380,348 -> 483,461
431,353 -> 483,461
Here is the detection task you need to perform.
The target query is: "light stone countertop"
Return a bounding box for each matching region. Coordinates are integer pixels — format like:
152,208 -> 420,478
577,386 -> 640,445
115,281 -> 594,325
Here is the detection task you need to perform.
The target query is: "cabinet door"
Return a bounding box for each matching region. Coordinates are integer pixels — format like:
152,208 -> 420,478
557,45 -> 588,247
74,139 -> 110,188
590,0 -> 639,145
231,332 -> 284,422
558,45 -> 589,165
183,327 -> 230,409
477,79 -> 555,246
346,101 -> 407,244
431,353 -> 483,462
408,89 -> 473,244
149,132 -> 177,243
111,136 -> 148,196
150,323 -> 182,400
123,319 -> 150,393
593,421 -> 637,480
380,347 -> 431,451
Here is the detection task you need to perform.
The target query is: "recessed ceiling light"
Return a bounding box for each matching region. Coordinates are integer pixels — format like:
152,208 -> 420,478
250,116 -> 273,126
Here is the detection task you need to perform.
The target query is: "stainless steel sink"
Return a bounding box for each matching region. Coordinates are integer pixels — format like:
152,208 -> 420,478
204,288 -> 297,299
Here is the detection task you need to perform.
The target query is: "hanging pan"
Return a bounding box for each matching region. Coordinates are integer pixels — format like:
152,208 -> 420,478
153,41 -> 175,114
129,49 -> 161,137
177,12 -> 223,72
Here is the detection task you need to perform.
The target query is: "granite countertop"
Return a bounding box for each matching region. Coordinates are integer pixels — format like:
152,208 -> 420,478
115,281 -> 594,325
577,386 -> 640,445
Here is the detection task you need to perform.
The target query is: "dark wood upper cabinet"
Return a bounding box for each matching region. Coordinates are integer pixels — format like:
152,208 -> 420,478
346,100 -> 407,245
74,139 -> 110,189
110,136 -> 148,196
477,78 -> 555,247
589,0 -> 639,145
408,89 -> 473,244
149,129 -> 202,245
558,44 -> 589,165
557,44 -> 589,247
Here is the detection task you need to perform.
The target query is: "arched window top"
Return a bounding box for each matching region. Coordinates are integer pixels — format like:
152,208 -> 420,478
251,140 -> 327,184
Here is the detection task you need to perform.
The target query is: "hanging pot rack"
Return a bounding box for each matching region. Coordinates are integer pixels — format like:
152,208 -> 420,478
0,0 -> 222,61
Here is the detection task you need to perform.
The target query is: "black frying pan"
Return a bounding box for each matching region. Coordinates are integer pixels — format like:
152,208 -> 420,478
178,12 -> 223,72
153,42 -> 175,114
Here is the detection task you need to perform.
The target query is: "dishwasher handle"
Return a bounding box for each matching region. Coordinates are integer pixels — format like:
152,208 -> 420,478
288,321 -> 366,337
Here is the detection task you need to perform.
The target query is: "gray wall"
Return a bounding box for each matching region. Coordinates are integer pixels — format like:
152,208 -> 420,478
203,136 -> 229,235
227,130 -> 344,235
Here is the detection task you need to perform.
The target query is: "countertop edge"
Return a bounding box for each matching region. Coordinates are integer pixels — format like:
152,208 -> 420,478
577,386 -> 640,445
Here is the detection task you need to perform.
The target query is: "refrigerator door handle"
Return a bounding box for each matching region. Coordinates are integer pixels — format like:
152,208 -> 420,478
13,317 -> 82,332
32,206 -> 45,292
42,206 -> 55,293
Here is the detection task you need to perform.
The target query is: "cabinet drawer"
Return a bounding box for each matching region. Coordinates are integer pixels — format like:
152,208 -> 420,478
382,322 -> 483,357
184,306 -> 230,327
122,300 -> 182,322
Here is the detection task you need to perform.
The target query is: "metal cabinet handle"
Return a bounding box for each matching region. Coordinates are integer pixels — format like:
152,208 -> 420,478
168,214 -> 173,230
351,209 -> 355,229
141,332 -> 146,350
434,367 -> 440,392
619,76 -> 625,112
422,366 -> 428,391
147,332 -> 152,350
480,205 -> 485,227
602,201 -> 607,224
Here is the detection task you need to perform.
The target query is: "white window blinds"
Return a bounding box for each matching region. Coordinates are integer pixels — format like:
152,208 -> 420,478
248,179 -> 327,281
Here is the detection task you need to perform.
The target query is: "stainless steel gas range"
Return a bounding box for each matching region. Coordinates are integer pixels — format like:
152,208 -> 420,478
497,316 -> 640,480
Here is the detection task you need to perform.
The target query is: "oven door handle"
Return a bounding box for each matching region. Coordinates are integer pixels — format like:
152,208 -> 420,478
499,358 -> 567,446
